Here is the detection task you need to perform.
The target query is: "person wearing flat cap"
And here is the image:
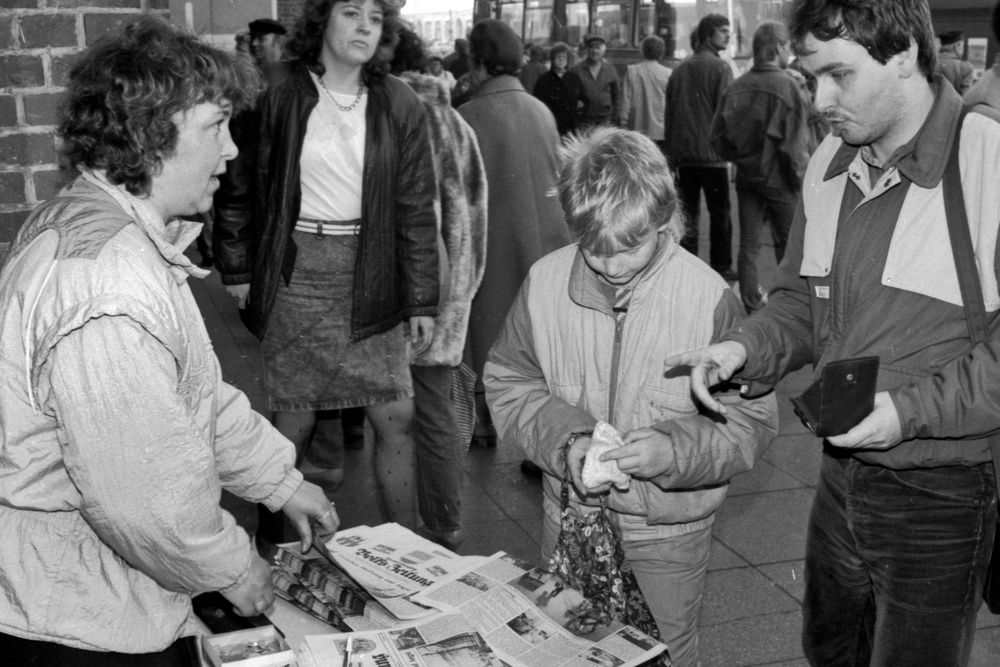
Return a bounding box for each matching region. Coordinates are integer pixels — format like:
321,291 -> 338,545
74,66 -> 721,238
937,29 -> 974,94
248,18 -> 287,67
458,19 -> 570,451
571,33 -> 620,128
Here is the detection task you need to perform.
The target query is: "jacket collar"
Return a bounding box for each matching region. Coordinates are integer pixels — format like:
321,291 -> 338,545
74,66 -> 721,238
471,74 -> 525,99
822,76 -> 963,189
567,237 -> 677,313
80,171 -> 207,283
750,62 -> 782,73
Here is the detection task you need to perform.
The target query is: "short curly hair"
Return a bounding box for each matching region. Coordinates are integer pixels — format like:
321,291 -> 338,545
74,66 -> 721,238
285,0 -> 402,78
58,16 -> 259,197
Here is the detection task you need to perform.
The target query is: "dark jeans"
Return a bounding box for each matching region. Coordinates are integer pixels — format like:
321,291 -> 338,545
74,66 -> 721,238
676,165 -> 732,271
412,365 -> 464,533
735,185 -> 797,311
803,453 -> 996,666
0,632 -> 195,666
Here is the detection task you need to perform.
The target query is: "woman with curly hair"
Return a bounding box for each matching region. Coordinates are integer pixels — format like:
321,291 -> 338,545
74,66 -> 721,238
214,0 -> 438,541
0,16 -> 336,663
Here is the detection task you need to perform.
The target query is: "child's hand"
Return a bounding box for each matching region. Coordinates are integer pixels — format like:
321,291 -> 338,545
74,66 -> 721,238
602,428 -> 674,479
566,435 -> 613,497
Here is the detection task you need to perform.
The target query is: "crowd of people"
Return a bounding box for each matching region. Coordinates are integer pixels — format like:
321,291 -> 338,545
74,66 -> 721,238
1,0 -> 1000,665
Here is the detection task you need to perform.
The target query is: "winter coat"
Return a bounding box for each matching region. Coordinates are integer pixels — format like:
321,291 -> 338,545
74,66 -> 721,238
533,69 -> 585,135
620,59 -> 672,140
664,47 -> 733,167
710,64 -> 813,192
398,72 -> 488,367
0,171 -> 300,652
213,61 -> 439,341
485,242 -> 778,527
458,74 -> 570,384
723,81 -> 1000,470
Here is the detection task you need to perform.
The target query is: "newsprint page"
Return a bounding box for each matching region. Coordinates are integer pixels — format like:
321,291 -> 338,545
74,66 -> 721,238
290,523 -> 669,667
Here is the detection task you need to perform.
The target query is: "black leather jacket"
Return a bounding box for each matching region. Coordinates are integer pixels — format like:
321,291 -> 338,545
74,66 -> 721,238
214,61 -> 438,341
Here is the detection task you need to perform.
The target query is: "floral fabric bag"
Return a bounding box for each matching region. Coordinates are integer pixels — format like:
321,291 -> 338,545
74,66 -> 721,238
546,440 -> 664,650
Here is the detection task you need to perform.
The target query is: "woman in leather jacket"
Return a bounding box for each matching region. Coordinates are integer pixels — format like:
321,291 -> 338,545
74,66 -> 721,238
214,0 -> 438,540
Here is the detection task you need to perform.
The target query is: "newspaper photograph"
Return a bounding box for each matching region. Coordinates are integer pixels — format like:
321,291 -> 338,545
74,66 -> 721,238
320,523 -> 486,620
297,601 -> 665,667
409,552 -> 669,667
297,614 -> 508,667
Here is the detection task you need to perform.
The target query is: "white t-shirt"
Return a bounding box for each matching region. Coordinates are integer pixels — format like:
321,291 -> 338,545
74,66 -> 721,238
298,71 -> 368,221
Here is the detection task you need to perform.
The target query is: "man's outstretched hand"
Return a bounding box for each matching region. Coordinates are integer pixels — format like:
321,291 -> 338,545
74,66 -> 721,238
663,341 -> 748,414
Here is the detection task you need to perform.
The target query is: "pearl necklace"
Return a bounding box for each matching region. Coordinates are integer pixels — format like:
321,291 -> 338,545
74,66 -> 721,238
321,80 -> 366,112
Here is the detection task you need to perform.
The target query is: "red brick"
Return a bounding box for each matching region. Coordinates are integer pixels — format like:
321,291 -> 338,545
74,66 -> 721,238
0,133 -> 57,167
0,172 -> 27,205
0,96 -> 17,128
0,210 -> 29,244
52,54 -> 80,88
0,207 -> 31,248
32,169 -> 72,201
20,14 -> 79,49
83,13 -> 138,45
24,94 -> 63,127
0,56 -> 45,89
0,17 -> 13,51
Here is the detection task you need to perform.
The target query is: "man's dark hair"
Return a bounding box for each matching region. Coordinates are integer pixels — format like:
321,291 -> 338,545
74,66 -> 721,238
641,35 -> 665,60
696,14 -> 729,47
788,0 -> 936,80
752,21 -> 789,67
286,0 -> 401,78
388,25 -> 428,74
58,16 -> 258,197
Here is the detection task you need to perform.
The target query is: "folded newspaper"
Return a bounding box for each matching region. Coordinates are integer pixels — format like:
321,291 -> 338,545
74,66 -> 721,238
319,523 -> 487,620
296,548 -> 670,667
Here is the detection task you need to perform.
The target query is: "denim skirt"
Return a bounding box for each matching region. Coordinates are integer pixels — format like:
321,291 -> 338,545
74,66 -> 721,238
261,230 -> 412,412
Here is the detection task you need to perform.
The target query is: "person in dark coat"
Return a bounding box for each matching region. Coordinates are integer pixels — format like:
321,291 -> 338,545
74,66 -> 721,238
664,14 -> 735,280
532,42 -> 585,136
458,19 -> 570,446
710,21 -> 812,312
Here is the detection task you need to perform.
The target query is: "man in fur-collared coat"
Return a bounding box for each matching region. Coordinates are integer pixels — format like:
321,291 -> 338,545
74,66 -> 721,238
398,68 -> 488,549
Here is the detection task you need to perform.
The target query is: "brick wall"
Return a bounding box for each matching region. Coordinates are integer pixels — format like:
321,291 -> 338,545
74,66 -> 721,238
0,0 -> 168,264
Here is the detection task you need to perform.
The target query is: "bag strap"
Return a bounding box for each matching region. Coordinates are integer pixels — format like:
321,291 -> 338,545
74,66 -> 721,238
944,110 -> 987,345
943,109 -> 1000,501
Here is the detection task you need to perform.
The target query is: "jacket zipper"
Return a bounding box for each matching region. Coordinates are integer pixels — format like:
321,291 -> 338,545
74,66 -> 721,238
607,306 -> 625,422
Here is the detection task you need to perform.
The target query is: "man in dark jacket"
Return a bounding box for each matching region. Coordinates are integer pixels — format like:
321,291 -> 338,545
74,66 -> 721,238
711,21 -> 812,312
670,1 -> 1000,664
571,34 -> 620,128
664,14 -> 735,280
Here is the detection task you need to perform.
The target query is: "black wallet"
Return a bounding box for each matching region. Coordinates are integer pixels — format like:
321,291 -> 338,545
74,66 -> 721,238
790,356 -> 879,437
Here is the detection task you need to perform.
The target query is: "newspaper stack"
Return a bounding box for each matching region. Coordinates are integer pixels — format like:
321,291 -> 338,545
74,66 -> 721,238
271,546 -> 398,631
271,523 -> 484,630
296,546 -> 670,667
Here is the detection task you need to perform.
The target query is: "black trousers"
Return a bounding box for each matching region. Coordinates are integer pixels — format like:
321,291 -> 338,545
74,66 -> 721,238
676,164 -> 733,271
0,632 -> 197,666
